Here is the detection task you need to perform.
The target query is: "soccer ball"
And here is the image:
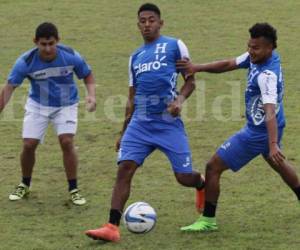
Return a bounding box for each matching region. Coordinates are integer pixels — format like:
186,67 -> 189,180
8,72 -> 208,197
123,201 -> 157,234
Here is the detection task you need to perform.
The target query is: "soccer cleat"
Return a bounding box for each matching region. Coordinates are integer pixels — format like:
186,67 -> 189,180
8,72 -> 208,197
9,183 -> 30,201
85,223 -> 120,242
196,175 -> 205,213
180,216 -> 218,232
70,189 -> 86,205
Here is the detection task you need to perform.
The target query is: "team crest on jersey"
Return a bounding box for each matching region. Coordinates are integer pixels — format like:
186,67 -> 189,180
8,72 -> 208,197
60,68 -> 70,76
248,95 -> 280,125
249,96 -> 265,125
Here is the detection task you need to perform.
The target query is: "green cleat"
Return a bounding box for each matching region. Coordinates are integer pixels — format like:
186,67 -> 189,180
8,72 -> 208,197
180,216 -> 218,232
9,183 -> 30,201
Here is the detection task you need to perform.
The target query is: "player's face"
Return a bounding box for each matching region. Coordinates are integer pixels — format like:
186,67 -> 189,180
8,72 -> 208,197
247,37 -> 273,64
34,37 -> 59,61
137,11 -> 163,43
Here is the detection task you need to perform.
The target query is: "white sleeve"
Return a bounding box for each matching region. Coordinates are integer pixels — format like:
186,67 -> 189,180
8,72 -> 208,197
257,70 -> 278,104
177,40 -> 190,59
128,56 -> 134,87
235,52 -> 249,66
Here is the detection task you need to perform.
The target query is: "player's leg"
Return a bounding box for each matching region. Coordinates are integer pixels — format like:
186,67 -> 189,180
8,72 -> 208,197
9,110 -> 48,201
263,127 -> 300,202
9,139 -> 40,201
110,160 -> 138,223
263,156 -> 300,202
58,134 -> 77,182
180,154 -> 228,232
164,150 -> 205,213
174,171 -> 203,188
57,133 -> 86,204
175,173 -> 205,213
21,138 -> 40,182
204,154 -> 229,214
157,117 -> 205,213
85,119 -> 155,242
108,124 -> 154,224
85,160 -> 139,242
181,128 -> 260,232
52,104 -> 85,205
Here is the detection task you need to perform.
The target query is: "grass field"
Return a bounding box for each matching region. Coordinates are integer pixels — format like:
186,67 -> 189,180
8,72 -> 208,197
1,0 -> 300,249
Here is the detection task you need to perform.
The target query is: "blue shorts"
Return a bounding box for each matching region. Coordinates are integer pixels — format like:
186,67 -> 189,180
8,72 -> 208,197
118,114 -> 193,173
217,126 -> 284,172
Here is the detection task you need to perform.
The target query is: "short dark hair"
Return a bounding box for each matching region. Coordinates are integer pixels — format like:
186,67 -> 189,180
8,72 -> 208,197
138,3 -> 161,18
249,23 -> 277,49
35,22 -> 59,40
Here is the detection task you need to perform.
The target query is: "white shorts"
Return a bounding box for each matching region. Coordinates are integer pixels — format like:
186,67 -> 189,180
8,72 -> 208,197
22,98 -> 78,142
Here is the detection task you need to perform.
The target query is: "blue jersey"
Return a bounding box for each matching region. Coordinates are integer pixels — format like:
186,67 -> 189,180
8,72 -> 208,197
8,44 -> 91,107
129,35 -> 189,115
236,51 -> 285,131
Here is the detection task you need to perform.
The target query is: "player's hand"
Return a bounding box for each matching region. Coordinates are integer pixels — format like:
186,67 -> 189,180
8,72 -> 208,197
115,135 -> 122,152
176,59 -> 196,79
167,99 -> 182,117
269,143 -> 285,166
85,96 -> 96,112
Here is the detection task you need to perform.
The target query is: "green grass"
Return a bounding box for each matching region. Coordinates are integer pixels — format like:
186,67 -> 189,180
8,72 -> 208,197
1,0 -> 300,249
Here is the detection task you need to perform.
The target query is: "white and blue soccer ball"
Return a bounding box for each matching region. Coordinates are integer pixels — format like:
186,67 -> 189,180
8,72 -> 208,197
123,201 -> 157,234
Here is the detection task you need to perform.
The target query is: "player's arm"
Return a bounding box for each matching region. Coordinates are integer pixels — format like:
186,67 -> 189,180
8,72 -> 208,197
83,72 -> 96,112
176,52 -> 250,78
115,86 -> 135,151
0,83 -> 16,113
176,58 -> 238,77
1,57 -> 27,113
73,51 -> 96,112
168,39 -> 196,116
264,103 -> 285,165
115,55 -> 136,151
259,71 -> 285,165
120,87 -> 135,135
167,74 -> 195,117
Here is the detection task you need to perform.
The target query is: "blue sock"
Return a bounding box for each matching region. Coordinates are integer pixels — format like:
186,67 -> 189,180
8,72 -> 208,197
68,179 -> 77,191
22,177 -> 31,187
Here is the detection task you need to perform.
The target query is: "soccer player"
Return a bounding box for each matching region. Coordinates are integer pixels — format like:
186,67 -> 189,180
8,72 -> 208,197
177,23 -> 300,231
85,3 -> 205,242
0,22 -> 96,205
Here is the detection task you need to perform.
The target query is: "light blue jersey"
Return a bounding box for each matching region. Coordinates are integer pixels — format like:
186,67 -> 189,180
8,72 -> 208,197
236,51 -> 285,131
129,35 -> 189,116
118,36 -> 193,173
8,44 -> 91,107
217,51 -> 286,172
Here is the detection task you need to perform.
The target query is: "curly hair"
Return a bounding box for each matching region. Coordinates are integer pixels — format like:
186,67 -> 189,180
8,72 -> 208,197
249,23 -> 277,49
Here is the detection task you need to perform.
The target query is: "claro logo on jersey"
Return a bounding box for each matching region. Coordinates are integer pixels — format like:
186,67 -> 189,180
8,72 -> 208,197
134,43 -> 168,76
